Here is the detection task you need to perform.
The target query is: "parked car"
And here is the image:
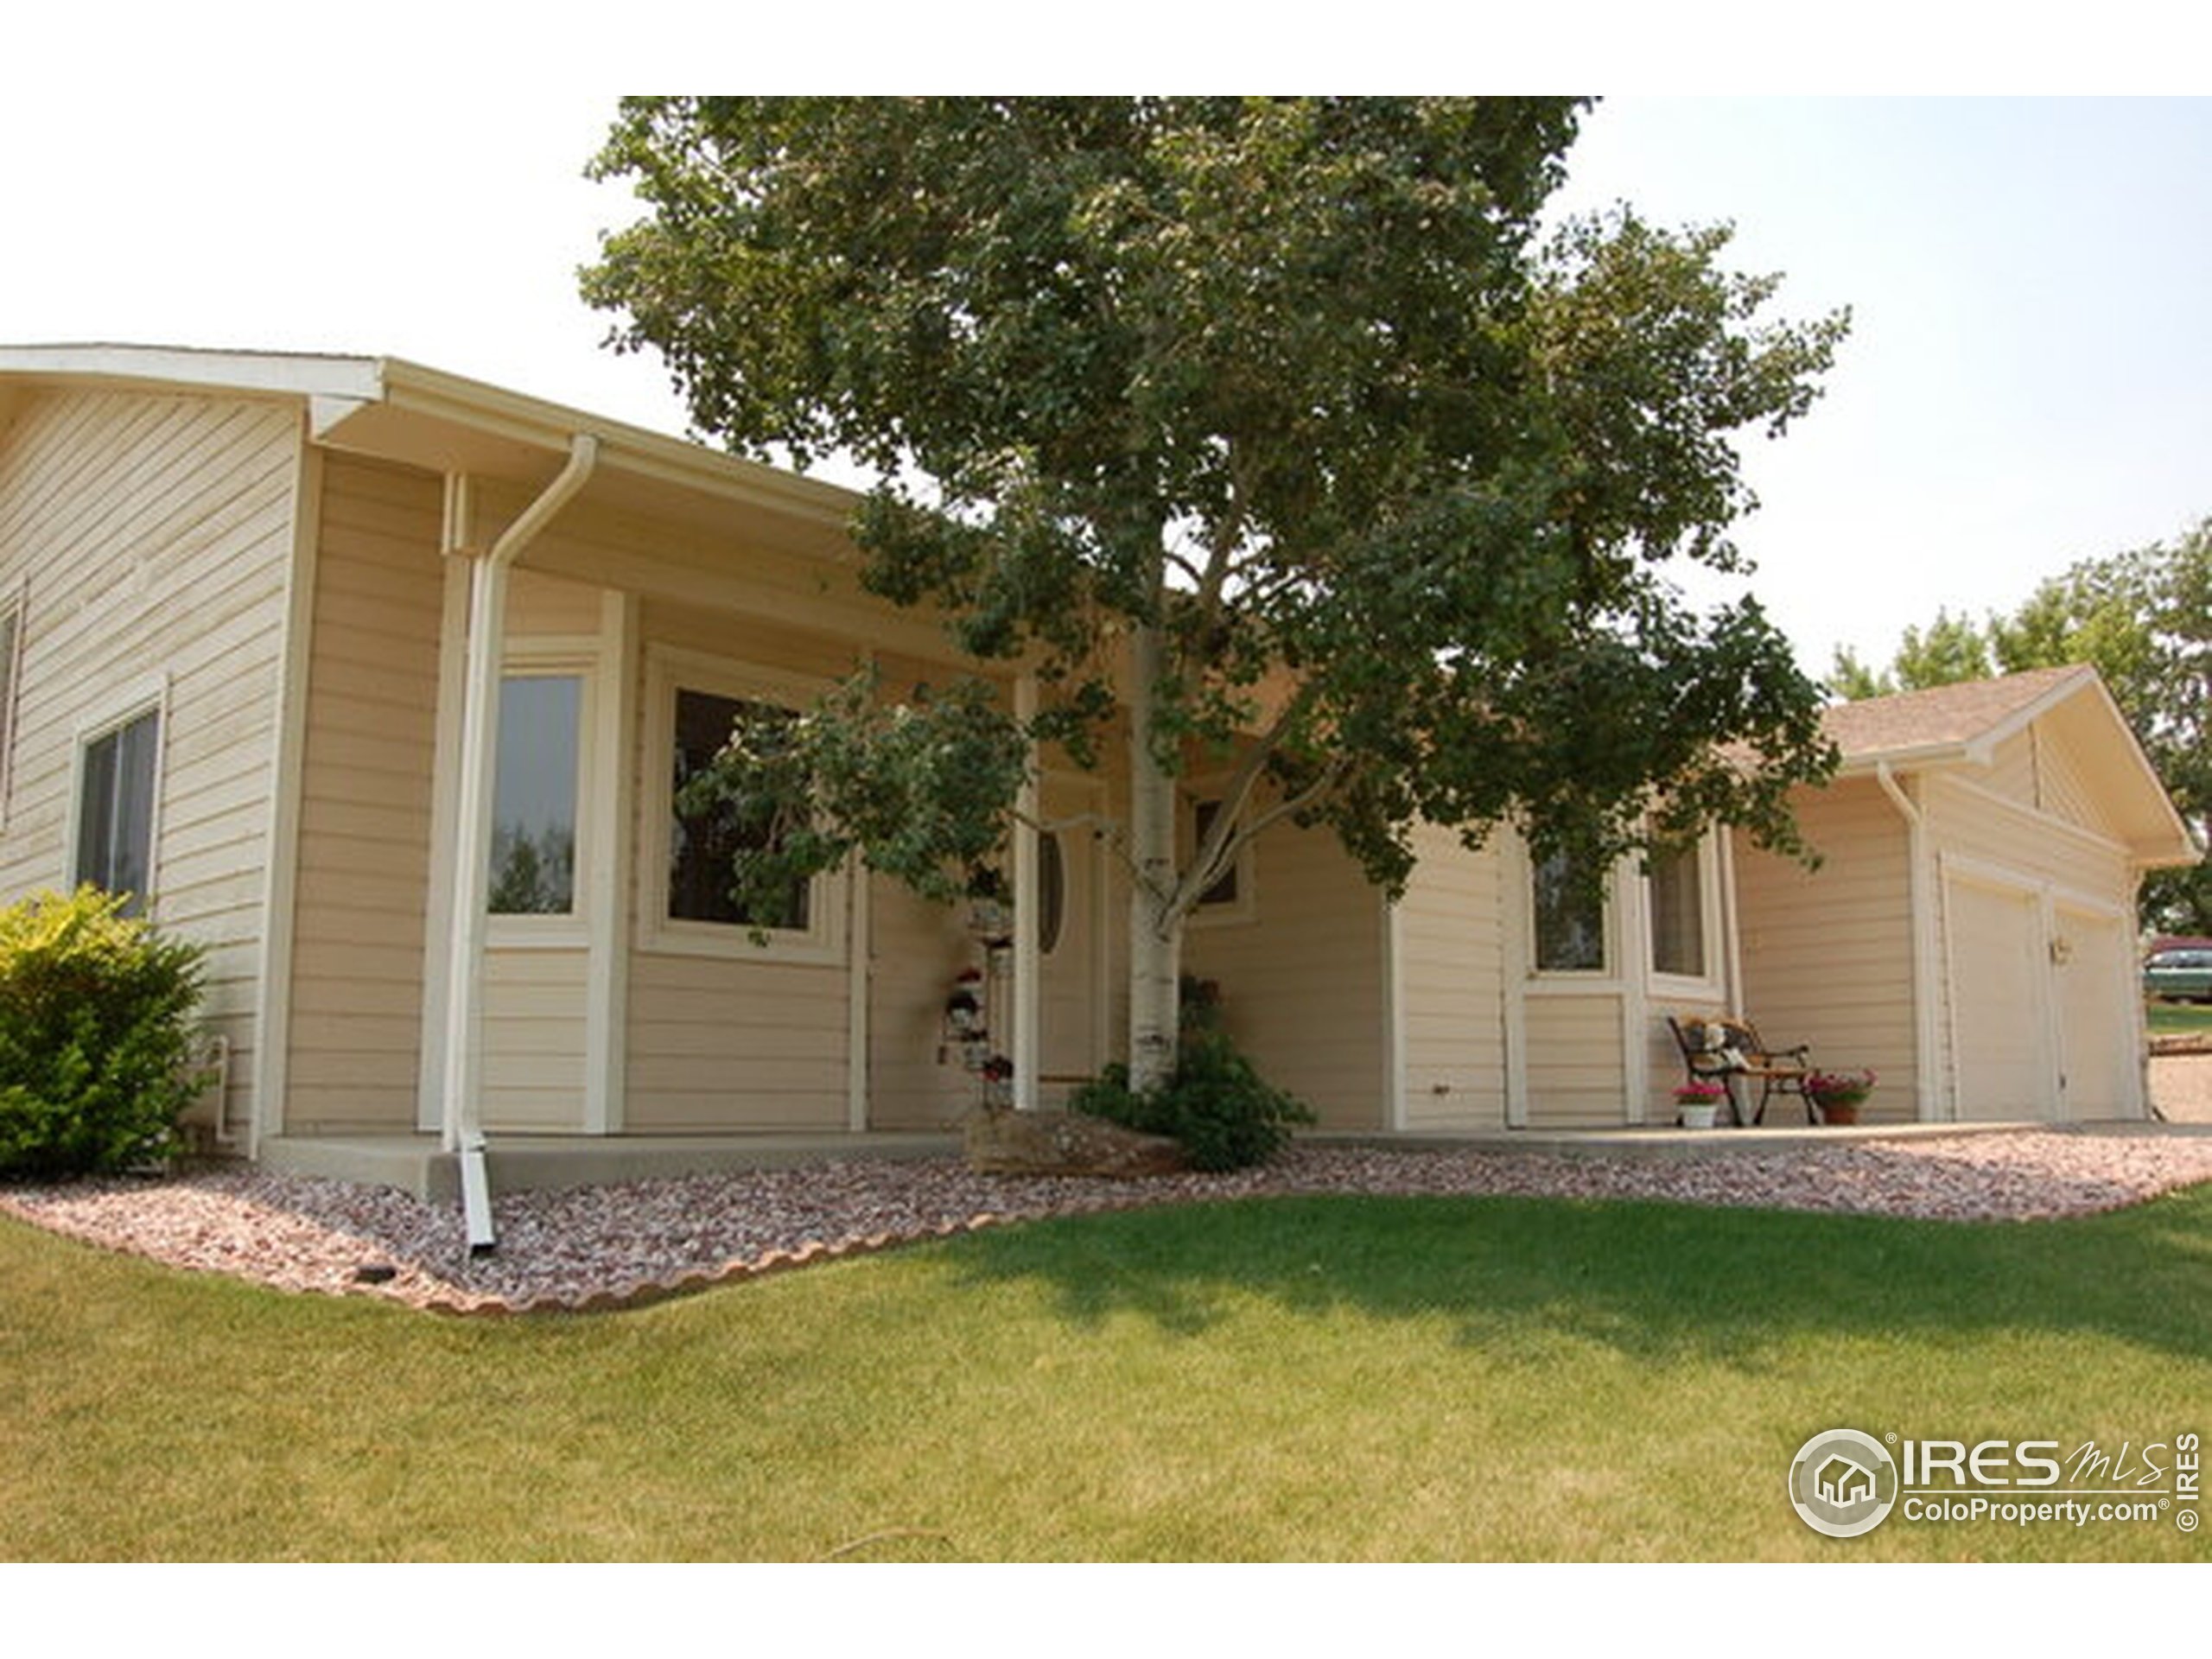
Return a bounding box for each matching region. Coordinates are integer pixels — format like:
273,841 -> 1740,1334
2144,948 -> 2212,1003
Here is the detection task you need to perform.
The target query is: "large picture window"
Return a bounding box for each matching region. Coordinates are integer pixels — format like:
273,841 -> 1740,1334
668,686 -> 809,932
76,707 -> 160,914
489,673 -> 582,916
639,648 -> 842,964
1532,849 -> 1606,973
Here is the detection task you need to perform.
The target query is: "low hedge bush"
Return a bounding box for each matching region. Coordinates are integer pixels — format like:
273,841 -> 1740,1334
1071,1028 -> 1313,1173
0,887 -> 208,1179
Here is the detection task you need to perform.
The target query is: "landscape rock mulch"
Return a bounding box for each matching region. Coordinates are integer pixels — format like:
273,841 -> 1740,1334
6,1128 -> 2212,1317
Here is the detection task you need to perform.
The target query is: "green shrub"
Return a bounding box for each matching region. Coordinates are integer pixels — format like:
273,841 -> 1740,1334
1071,1028 -> 1313,1173
0,887 -> 209,1179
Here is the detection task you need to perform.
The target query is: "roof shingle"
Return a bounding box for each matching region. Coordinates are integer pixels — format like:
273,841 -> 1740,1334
1820,664 -> 2090,761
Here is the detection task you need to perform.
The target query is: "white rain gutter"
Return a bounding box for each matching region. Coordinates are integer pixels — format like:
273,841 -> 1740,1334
1875,760 -> 1943,1121
438,433 -> 600,1253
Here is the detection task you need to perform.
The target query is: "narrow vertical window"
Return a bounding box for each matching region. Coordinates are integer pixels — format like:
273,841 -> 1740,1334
76,708 -> 160,914
1649,846 -> 1706,978
1037,829 -> 1067,955
488,673 -> 582,915
1533,849 -> 1606,973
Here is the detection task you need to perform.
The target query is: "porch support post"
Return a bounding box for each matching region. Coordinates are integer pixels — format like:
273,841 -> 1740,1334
436,436 -> 599,1249
1011,672 -> 1041,1111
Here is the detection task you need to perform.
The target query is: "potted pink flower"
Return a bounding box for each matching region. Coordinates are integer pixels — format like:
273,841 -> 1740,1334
1807,1068 -> 1876,1125
1673,1077 -> 1727,1130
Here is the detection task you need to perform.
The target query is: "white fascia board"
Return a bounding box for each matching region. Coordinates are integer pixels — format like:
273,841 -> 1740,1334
374,357 -> 861,527
1833,742 -> 1972,776
0,342 -> 385,404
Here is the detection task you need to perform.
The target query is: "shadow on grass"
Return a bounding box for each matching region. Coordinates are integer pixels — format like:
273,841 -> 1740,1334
936,1185 -> 2212,1365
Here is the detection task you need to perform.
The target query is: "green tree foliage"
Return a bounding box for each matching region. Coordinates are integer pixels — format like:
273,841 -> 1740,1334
0,887 -> 209,1178
584,98 -> 1849,1083
1826,608 -> 1994,699
1830,518 -> 2210,932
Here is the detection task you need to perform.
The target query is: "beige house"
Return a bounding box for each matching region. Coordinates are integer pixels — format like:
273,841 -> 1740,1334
1384,665 -> 2197,1131
0,346 -> 2192,1192
1733,668 -> 2196,1123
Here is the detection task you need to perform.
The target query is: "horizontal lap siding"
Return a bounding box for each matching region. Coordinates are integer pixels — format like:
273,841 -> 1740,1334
1732,779 -> 1917,1122
1521,995 -> 1627,1127
625,952 -> 849,1130
283,455 -> 443,1132
868,874 -> 976,1128
1184,817 -> 1386,1130
480,946 -> 590,1130
1396,826 -> 1506,1131
1925,773 -> 2132,906
507,567 -> 605,635
0,389 -> 298,1139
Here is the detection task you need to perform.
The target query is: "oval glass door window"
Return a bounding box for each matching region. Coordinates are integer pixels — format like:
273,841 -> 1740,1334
1038,830 -> 1066,955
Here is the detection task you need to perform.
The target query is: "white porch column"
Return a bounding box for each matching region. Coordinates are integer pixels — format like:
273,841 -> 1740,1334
1010,672 -> 1041,1111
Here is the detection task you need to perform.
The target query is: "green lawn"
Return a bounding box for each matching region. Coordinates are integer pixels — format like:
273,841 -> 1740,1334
2148,1000 -> 2212,1036
3,1185 -> 2209,1560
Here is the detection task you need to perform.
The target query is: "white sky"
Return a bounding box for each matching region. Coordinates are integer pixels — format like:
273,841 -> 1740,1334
4,19 -> 2205,681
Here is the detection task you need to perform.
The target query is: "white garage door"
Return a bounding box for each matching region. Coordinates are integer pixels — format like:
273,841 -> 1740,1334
2054,908 -> 2133,1119
1946,878 -> 2053,1120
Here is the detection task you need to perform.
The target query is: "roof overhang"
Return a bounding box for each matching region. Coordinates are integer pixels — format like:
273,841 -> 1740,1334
1834,668 -> 2198,870
0,340 -> 866,566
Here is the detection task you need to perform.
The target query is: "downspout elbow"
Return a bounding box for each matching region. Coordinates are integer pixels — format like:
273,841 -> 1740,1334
1875,760 -> 1920,827
488,433 -> 600,572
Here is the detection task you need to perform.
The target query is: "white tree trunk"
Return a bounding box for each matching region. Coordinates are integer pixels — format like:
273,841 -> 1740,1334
1127,620 -> 1182,1092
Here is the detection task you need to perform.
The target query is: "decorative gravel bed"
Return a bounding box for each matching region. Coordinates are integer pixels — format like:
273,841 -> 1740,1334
7,1128 -> 2212,1316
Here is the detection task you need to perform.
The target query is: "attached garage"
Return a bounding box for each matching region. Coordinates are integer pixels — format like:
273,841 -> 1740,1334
1736,666 -> 2198,1124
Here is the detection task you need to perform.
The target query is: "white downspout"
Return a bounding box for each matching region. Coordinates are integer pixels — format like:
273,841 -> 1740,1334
439,434 -> 600,1252
1875,761 -> 1942,1122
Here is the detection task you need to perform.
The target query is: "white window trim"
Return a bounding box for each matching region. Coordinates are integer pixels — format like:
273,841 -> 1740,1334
66,672 -> 169,913
486,639 -> 601,950
636,644 -> 848,967
1646,832 -> 1727,1001
1183,779 -> 1258,929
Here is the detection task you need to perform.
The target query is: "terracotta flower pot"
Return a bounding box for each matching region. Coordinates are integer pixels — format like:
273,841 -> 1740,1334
1815,1096 -> 1862,1126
